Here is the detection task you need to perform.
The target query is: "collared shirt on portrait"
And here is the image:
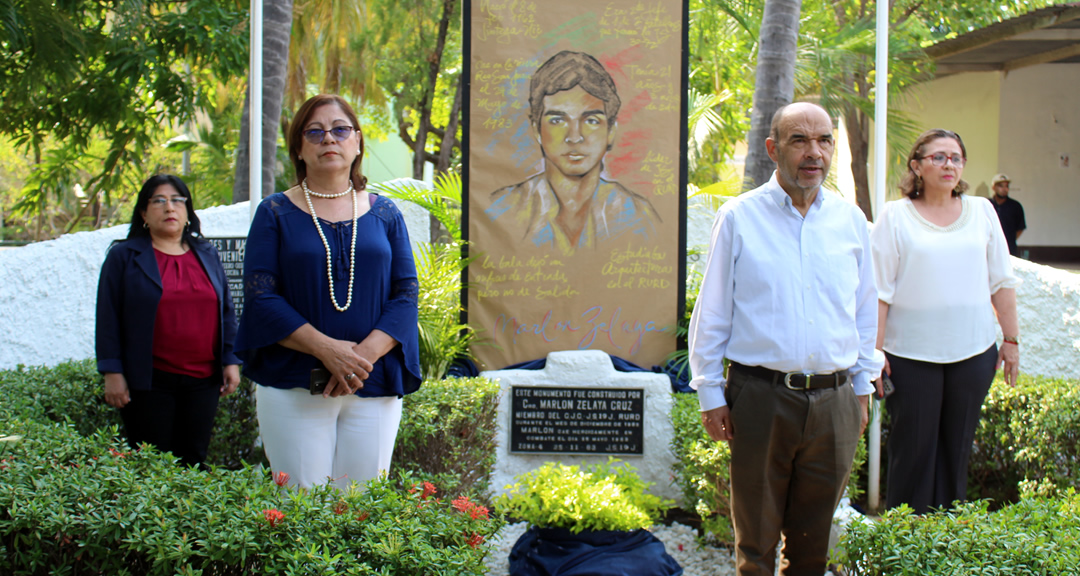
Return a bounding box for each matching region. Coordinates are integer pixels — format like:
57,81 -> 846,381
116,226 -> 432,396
485,172 -> 660,253
688,174 -> 882,412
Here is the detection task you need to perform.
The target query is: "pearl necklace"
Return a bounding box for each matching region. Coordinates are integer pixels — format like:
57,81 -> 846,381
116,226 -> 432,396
302,177 -> 354,198
303,181 -> 358,312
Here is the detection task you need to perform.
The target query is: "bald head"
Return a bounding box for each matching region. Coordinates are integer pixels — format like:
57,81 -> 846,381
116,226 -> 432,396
769,102 -> 830,142
765,102 -> 835,198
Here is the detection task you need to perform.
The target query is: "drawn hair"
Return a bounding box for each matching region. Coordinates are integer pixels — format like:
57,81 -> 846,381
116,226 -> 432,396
286,94 -> 367,191
529,51 -> 620,126
900,129 -> 969,199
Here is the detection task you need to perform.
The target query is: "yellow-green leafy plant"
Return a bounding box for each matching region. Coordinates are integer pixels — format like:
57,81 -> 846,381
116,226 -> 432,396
495,459 -> 671,534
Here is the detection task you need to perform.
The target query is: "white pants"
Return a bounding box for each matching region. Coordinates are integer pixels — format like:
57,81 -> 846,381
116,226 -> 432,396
255,385 -> 403,490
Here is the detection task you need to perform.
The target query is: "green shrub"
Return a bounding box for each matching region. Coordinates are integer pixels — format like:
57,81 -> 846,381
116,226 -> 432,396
0,418 -> 503,575
969,373 -> 1080,504
494,459 -> 671,534
0,361 -> 500,496
392,376 -> 501,500
0,359 -> 262,469
835,490 -> 1080,575
669,391 -> 733,542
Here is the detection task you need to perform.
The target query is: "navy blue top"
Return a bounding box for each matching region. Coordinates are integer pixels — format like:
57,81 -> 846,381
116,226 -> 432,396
96,236 -> 241,390
235,192 -> 421,397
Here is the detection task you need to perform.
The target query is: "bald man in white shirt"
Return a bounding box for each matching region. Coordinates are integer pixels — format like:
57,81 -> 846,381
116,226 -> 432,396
688,102 -> 882,576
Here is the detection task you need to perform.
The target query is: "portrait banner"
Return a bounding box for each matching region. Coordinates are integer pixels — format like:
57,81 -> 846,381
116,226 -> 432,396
463,0 -> 688,370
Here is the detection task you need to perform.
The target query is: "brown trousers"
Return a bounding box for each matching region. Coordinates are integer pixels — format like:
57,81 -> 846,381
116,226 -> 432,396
726,366 -> 863,576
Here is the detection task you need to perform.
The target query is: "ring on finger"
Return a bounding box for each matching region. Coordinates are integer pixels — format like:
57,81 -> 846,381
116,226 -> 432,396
345,373 -> 356,380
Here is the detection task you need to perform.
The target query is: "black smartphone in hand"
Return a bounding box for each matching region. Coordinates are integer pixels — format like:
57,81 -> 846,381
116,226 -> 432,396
876,374 -> 895,400
309,368 -> 331,395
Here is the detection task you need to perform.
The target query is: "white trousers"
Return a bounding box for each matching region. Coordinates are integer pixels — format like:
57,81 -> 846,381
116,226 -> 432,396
255,385 -> 403,490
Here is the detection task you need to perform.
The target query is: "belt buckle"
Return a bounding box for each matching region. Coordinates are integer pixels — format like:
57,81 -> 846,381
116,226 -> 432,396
784,372 -> 812,391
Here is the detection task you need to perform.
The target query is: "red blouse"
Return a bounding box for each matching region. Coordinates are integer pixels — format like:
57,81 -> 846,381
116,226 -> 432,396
152,248 -> 220,378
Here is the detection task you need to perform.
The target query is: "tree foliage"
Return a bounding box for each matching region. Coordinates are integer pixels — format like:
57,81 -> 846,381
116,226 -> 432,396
0,0 -> 248,238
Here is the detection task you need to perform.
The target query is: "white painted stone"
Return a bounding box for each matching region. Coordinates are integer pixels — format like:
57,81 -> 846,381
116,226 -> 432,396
484,350 -> 681,505
0,187 -> 430,371
1013,258 -> 1080,379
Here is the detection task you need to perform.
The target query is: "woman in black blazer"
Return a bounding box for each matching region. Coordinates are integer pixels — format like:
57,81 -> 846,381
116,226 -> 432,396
96,174 -> 241,467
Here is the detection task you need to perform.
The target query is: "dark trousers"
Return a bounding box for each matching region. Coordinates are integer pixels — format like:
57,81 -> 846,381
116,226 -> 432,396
884,345 -> 997,514
120,368 -> 220,467
726,366 -> 863,576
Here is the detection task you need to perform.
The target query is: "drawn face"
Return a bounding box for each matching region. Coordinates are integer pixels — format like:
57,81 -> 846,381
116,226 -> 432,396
298,103 -> 359,175
766,105 -> 835,196
911,137 -> 965,194
140,184 -> 188,238
536,86 -> 617,179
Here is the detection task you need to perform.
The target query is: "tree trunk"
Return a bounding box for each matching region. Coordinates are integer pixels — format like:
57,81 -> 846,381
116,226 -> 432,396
233,0 -> 294,203
743,0 -> 802,191
845,105 -> 874,221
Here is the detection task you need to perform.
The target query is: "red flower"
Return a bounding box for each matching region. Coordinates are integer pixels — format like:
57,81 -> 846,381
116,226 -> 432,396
108,448 -> 128,458
466,532 -> 484,548
357,511 -> 369,523
678,544 -> 684,552
451,495 -> 471,513
469,505 -> 489,520
421,481 -> 437,500
262,509 -> 285,528
273,471 -> 290,487
333,500 -> 349,515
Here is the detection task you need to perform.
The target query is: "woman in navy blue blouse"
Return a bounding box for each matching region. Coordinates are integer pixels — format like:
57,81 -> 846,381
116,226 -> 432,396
235,94 -> 421,490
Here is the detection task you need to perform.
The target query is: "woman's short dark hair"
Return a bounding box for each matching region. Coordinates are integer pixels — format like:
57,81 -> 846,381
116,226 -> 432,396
286,94 -> 367,191
126,174 -> 203,243
900,129 -> 969,199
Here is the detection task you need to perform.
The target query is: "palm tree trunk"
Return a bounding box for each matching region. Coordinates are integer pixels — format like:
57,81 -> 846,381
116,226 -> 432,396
233,0 -> 294,203
743,0 -> 802,191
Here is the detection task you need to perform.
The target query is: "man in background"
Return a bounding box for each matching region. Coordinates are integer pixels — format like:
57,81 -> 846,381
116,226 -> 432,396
991,173 -> 1026,257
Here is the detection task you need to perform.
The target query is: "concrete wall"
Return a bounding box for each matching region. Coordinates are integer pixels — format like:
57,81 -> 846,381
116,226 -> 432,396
0,188 -> 431,371
998,64 -> 1080,248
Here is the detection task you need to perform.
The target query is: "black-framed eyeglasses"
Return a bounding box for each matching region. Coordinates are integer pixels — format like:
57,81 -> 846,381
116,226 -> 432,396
302,126 -> 356,144
148,196 -> 188,207
920,153 -> 966,167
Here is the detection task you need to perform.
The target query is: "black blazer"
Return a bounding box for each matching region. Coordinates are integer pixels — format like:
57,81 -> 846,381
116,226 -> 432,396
95,235 -> 241,390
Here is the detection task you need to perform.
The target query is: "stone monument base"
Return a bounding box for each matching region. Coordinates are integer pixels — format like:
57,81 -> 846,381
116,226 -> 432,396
483,350 -> 681,506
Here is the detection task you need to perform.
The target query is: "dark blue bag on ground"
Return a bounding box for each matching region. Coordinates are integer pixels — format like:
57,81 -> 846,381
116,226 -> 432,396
509,526 -> 683,576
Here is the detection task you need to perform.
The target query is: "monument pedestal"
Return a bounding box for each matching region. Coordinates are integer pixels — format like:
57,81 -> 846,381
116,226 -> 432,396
484,350 -> 681,505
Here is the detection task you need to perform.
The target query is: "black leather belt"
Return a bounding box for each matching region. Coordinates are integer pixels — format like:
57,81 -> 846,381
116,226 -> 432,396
729,362 -> 849,391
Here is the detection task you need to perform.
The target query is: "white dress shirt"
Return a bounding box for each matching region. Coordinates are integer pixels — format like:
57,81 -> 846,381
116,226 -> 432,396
688,174 -> 882,411
871,195 -> 1020,363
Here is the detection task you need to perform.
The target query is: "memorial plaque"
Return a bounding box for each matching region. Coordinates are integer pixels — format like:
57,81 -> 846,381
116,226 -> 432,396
509,386 -> 645,455
207,237 -> 245,317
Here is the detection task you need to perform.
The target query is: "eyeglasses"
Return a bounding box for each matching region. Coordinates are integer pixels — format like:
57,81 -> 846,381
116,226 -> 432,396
148,196 -> 188,207
920,153 -> 966,167
302,126 -> 356,144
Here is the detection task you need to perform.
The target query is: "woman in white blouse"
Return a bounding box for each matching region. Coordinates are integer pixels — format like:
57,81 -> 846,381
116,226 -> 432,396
871,129 -> 1020,514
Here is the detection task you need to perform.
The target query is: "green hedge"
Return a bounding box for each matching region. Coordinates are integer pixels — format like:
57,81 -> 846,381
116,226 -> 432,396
0,360 -> 502,495
836,491 -> 1080,575
670,392 -> 733,542
0,419 -> 502,575
0,360 -> 505,574
969,373 -> 1080,504
393,376 -> 501,500
0,359 -> 261,469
